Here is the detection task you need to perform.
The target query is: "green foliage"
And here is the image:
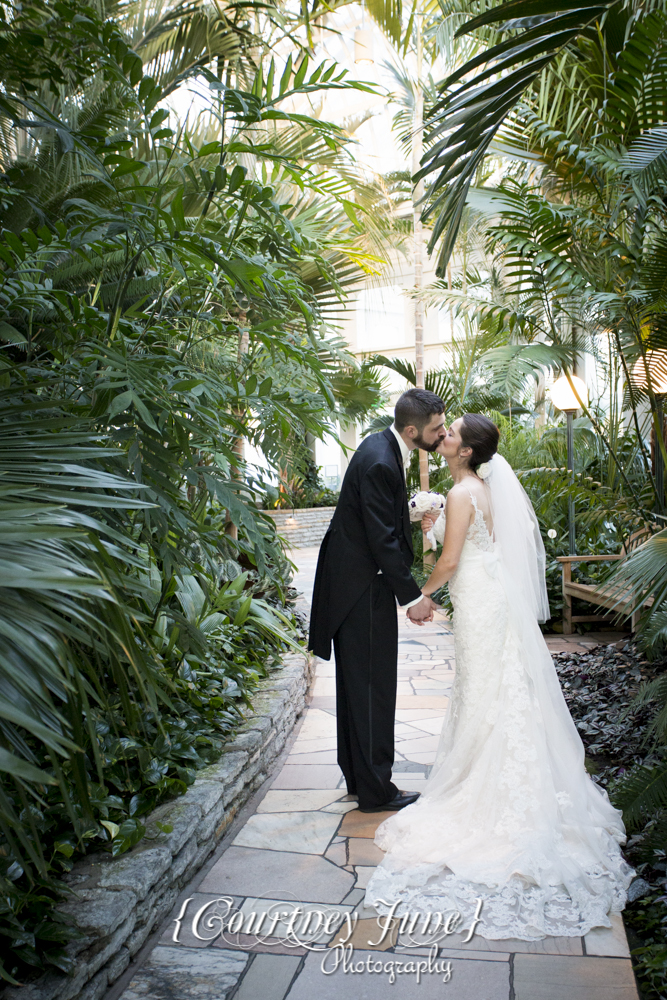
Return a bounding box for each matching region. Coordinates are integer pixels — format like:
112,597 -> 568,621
418,0 -> 622,271
414,0 -> 667,652
624,888 -> 667,1000
371,353 -> 509,415
262,454 -> 340,509
0,0 -> 392,983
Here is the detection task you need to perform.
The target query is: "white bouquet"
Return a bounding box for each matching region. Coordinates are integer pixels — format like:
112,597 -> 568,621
408,490 -> 446,522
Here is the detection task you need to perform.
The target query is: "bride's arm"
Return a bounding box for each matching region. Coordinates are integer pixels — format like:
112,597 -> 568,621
421,489 -> 472,596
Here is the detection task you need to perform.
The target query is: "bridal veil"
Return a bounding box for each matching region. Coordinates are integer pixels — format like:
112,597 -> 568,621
483,453 -> 550,623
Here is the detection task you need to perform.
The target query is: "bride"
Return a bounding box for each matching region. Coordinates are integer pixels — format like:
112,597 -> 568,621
364,413 -> 634,941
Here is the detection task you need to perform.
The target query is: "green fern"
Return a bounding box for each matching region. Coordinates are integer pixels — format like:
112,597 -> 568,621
612,757 -> 667,830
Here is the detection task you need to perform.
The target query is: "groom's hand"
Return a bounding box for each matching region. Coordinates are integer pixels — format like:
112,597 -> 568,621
407,595 -> 437,625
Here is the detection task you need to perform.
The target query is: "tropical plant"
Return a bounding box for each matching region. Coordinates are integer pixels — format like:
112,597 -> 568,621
412,0 -> 667,525
0,0 -> 400,982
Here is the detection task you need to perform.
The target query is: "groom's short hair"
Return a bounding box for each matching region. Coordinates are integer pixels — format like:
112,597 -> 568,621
394,388 -> 445,431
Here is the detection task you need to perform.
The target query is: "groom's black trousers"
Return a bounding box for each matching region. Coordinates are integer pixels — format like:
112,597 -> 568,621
333,573 -> 399,810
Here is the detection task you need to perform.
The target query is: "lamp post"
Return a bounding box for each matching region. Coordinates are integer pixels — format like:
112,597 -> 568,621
631,351 -> 667,511
657,394 -> 665,510
550,375 -> 589,555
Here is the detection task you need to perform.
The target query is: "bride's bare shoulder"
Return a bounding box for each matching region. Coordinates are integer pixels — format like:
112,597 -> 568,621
447,480 -> 479,499
447,478 -> 487,513
445,483 -> 473,508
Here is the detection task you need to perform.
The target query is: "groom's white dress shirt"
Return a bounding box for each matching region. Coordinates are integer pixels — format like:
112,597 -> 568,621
390,422 -> 412,475
380,423 -> 424,610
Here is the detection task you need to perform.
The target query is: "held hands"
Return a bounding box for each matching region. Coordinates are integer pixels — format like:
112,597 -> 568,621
407,594 -> 438,626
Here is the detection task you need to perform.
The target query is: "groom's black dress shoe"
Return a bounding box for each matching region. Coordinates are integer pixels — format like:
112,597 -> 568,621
358,790 -> 420,813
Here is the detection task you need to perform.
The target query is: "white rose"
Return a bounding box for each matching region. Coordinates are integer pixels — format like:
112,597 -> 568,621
408,490 -> 446,521
477,462 -> 491,480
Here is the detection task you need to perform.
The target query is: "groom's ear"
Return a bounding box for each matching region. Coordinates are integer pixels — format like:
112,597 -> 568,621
404,424 -> 418,441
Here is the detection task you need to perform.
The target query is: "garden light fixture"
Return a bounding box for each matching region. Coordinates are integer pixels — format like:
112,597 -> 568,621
550,375 -> 589,556
550,374 -> 589,413
354,28 -> 374,64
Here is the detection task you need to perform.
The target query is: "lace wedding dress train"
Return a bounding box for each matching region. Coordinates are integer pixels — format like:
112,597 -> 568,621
364,492 -> 634,941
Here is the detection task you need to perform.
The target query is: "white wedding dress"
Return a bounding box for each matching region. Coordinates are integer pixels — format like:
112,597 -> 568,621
364,487 -> 634,941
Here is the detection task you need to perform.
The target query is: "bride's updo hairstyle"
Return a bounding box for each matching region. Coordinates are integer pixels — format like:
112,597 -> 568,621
460,413 -> 500,472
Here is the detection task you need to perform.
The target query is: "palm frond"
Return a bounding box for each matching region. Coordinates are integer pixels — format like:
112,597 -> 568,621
478,342 -> 572,400
417,0 -> 621,272
367,0 -> 404,49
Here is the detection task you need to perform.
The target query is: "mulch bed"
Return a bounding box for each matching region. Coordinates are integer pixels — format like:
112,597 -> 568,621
552,640 -> 665,783
552,638 -> 667,1000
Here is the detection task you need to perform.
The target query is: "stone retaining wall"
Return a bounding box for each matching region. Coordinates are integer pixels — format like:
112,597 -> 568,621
265,506 -> 335,548
3,651 -> 313,1000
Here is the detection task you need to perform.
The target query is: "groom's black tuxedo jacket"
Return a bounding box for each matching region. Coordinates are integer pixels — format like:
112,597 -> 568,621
308,427 -> 422,660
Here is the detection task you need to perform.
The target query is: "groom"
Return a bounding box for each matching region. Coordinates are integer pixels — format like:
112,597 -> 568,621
309,389 -> 446,813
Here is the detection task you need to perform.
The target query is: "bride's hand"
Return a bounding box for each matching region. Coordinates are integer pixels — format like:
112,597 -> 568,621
421,512 -> 437,532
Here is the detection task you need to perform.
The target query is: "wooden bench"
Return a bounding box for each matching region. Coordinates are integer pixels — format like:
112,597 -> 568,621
558,536 -> 652,634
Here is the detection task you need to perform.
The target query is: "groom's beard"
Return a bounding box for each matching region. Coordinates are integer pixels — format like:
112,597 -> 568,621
413,433 -> 443,452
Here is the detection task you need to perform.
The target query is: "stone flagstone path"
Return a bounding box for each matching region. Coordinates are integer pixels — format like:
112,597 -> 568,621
105,546 -> 640,1000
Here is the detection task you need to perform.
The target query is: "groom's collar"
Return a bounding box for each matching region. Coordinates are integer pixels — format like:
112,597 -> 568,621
390,423 -> 412,472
